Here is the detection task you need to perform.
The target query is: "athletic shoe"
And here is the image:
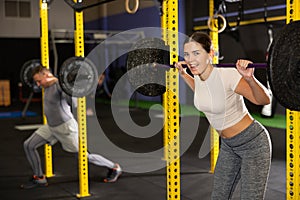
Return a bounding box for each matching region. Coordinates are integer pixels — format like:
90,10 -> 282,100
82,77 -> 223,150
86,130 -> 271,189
21,175 -> 48,189
103,163 -> 122,183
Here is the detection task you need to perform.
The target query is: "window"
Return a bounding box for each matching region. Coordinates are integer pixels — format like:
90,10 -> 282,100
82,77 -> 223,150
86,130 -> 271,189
5,0 -> 31,18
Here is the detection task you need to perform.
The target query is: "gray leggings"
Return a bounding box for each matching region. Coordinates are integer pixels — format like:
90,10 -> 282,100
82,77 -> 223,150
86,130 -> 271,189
211,120 -> 272,200
24,133 -> 115,177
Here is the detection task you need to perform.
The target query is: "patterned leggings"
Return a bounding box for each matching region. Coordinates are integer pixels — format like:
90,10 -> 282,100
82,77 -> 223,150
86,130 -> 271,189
211,120 -> 272,200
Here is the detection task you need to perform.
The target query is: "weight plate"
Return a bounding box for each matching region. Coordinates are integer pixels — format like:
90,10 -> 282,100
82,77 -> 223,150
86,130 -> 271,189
126,38 -> 169,96
268,20 -> 300,111
20,59 -> 42,93
59,57 -> 98,97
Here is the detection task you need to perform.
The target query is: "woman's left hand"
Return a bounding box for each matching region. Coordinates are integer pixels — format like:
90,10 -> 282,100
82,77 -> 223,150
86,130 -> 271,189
236,59 -> 254,80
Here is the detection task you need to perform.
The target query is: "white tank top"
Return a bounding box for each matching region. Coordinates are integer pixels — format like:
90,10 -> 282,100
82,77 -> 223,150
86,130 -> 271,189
194,67 -> 249,131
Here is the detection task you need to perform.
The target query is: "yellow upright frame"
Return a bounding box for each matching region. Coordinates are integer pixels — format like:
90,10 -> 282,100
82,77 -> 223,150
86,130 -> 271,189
40,0 -> 54,178
208,0 -> 219,173
287,111 -> 300,199
162,0 -> 168,161
162,1 -> 181,199
286,1 -> 300,199
73,1 -> 91,198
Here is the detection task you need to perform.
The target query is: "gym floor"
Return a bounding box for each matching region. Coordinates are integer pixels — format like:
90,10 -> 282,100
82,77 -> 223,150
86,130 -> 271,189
0,100 -> 286,200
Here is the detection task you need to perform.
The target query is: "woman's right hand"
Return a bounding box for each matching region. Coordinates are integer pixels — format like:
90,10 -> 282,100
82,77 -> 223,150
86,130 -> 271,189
174,61 -> 188,76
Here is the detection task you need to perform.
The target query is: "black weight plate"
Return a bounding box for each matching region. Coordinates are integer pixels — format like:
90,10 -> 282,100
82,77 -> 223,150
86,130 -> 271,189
268,20 -> 300,111
126,38 -> 169,96
20,59 -> 42,93
59,57 -> 98,97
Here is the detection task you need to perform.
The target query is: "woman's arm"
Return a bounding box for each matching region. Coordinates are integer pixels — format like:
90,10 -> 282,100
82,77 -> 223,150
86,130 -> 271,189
175,61 -> 195,91
235,59 -> 271,105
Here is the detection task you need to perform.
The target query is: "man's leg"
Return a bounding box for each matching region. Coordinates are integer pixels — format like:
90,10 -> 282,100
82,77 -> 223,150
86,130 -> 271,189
88,153 -> 122,183
54,119 -> 122,183
21,133 -> 48,189
23,133 -> 47,176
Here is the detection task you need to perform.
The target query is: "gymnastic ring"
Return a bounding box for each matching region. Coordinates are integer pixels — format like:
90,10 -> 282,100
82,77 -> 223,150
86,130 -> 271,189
207,14 -> 227,33
125,0 -> 139,14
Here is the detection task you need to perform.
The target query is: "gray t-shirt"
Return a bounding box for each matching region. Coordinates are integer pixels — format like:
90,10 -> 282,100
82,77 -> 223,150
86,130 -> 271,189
44,82 -> 76,127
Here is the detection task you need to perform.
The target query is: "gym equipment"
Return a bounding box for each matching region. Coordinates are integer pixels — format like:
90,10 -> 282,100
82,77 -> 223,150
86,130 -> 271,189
126,20 -> 300,111
20,56 -> 98,97
125,0 -> 139,14
58,57 -> 98,97
20,59 -> 42,93
21,21 -> 300,110
261,20 -> 276,118
126,38 -> 169,96
207,14 -> 227,33
125,38 -> 268,98
63,0 -> 116,12
267,20 -> 300,112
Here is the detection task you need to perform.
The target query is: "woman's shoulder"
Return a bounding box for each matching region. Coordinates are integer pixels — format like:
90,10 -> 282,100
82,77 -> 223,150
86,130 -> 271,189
215,66 -> 237,72
215,66 -> 240,77
214,66 -> 242,89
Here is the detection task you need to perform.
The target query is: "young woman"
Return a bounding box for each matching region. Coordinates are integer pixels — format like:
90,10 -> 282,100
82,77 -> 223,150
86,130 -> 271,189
175,31 -> 272,199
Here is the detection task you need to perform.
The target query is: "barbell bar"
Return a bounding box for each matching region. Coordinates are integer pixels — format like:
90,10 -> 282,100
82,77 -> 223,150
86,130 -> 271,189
217,63 -> 267,68
153,62 -> 268,69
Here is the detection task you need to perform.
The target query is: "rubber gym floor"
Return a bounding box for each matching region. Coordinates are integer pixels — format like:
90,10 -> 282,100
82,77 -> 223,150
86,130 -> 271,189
0,99 -> 286,200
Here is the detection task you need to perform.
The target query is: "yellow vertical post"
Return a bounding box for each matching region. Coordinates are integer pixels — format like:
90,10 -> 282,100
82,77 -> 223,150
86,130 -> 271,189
208,0 -> 219,174
161,0 -> 168,161
161,0 -> 167,42
163,0 -> 181,199
286,111 -> 300,199
73,1 -> 90,198
286,0 -> 300,199
161,0 -> 169,161
40,0 -> 54,178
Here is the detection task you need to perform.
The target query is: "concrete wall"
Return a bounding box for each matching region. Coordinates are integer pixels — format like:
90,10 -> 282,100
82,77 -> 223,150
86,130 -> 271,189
0,0 -> 170,102
0,0 -> 157,37
0,0 -> 74,38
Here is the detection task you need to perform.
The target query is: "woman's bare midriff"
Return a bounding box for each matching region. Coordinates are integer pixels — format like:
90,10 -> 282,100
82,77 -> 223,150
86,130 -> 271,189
218,114 -> 254,138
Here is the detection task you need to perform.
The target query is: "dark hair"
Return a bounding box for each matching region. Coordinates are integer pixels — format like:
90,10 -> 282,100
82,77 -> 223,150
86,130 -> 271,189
31,64 -> 48,77
184,31 -> 212,53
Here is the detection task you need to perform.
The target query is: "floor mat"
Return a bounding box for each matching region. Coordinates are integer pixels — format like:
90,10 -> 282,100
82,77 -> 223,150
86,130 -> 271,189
0,111 -> 37,119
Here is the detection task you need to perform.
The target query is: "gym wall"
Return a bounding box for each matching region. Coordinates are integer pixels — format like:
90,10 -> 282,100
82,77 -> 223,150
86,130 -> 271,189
0,0 -> 185,103
0,0 -> 74,101
0,1 -> 163,102
0,0 -> 287,115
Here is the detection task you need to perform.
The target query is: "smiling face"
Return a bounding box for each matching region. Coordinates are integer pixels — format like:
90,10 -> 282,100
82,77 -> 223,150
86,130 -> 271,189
183,41 -> 213,75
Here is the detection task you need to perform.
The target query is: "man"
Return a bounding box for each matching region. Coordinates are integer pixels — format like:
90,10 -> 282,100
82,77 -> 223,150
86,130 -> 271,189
21,65 -> 121,189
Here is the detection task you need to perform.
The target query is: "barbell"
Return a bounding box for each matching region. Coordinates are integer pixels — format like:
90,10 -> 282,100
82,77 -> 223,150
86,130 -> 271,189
20,56 -> 98,97
20,20 -> 300,111
125,39 -> 268,97
126,20 -> 300,111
